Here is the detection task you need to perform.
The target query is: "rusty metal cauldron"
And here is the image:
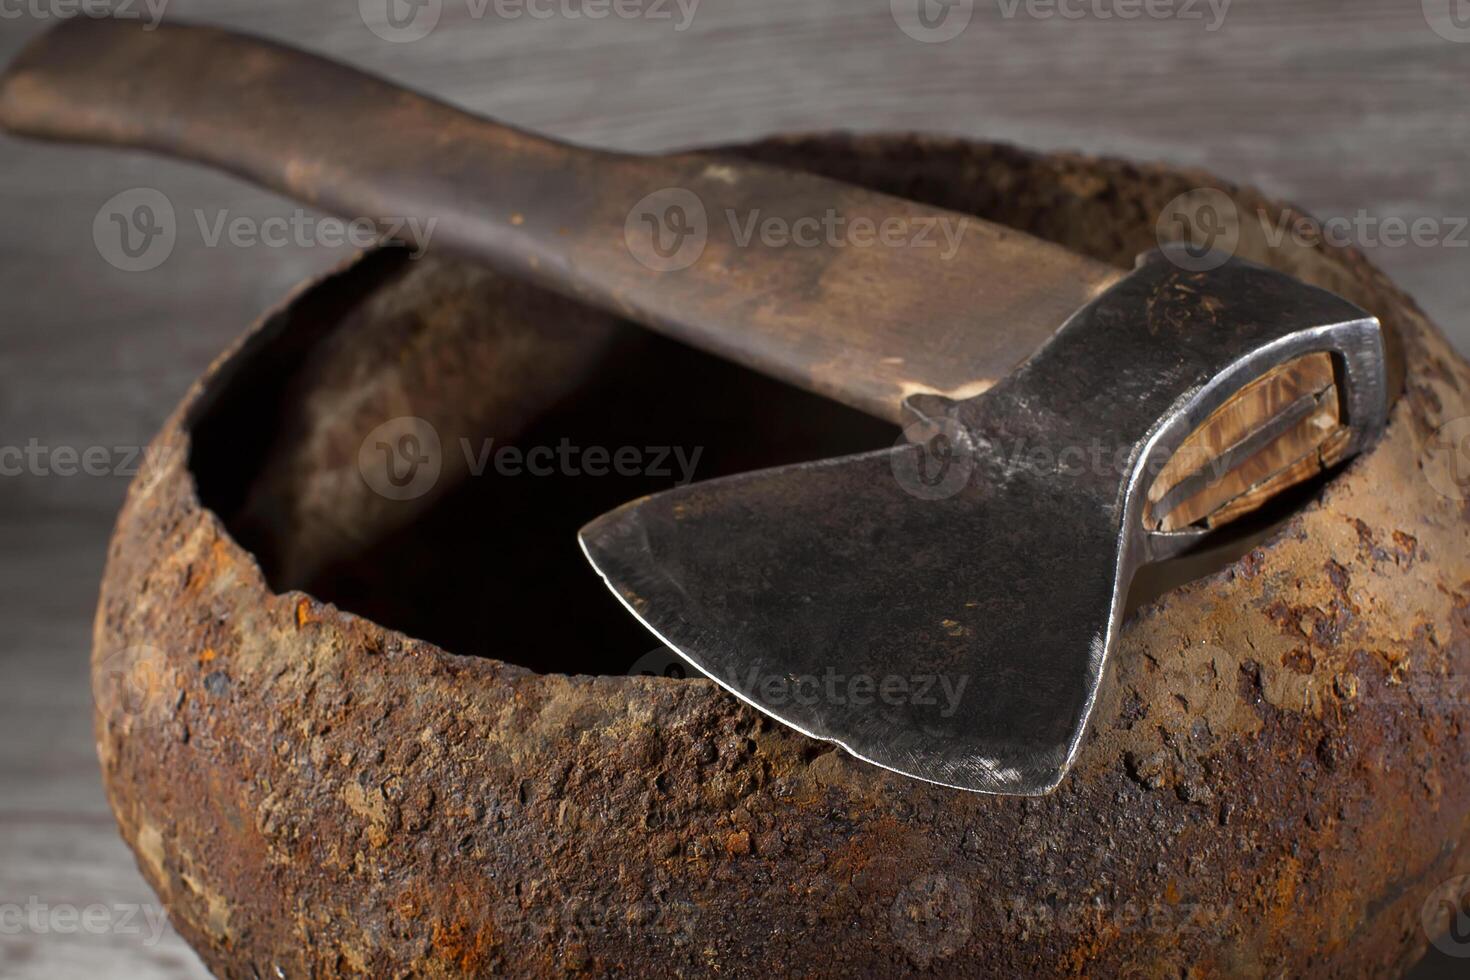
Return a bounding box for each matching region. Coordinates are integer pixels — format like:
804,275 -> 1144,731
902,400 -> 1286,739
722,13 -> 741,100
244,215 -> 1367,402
92,134 -> 1470,977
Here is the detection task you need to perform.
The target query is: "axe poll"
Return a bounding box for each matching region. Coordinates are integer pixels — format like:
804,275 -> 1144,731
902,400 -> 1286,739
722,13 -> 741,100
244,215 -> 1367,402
0,18 -> 1389,794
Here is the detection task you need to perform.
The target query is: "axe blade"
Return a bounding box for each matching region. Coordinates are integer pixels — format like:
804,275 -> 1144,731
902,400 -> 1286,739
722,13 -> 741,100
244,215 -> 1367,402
580,444 -> 1110,795
582,249 -> 1388,795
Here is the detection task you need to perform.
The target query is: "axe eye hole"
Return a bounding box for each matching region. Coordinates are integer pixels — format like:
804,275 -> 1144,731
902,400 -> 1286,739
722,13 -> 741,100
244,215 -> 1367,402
1145,351 -> 1349,534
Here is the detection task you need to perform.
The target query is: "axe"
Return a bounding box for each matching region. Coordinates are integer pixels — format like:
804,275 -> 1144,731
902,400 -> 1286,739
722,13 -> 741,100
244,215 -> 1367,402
0,19 -> 1389,794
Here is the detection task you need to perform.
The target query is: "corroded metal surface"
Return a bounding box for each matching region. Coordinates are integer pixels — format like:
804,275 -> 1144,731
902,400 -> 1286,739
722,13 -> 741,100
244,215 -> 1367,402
94,135 -> 1470,977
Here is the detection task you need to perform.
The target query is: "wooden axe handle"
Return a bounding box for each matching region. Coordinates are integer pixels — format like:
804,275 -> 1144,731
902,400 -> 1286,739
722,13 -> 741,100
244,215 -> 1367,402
0,18 -> 1123,424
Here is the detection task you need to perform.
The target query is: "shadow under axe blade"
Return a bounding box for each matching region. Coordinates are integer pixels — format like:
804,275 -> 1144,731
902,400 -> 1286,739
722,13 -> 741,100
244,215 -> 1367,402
0,18 -> 1390,794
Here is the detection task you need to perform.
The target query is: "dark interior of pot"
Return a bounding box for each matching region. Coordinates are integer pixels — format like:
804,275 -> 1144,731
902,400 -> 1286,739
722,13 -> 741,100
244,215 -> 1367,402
186,245 -> 900,675
184,138 -> 1354,677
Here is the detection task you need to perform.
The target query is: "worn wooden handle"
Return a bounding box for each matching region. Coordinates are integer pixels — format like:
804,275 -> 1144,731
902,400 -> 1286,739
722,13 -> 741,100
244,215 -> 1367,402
0,17 -> 1122,423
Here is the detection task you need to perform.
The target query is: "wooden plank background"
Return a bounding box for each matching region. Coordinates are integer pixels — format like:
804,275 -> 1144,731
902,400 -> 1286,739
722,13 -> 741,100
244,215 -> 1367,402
0,0 -> 1465,975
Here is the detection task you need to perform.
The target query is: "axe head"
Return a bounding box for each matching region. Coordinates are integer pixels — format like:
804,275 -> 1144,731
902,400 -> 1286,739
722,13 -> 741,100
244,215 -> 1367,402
580,247 -> 1388,795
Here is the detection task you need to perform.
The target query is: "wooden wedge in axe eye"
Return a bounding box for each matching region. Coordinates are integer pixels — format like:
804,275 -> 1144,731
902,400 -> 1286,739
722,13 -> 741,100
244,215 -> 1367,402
0,18 -> 1390,794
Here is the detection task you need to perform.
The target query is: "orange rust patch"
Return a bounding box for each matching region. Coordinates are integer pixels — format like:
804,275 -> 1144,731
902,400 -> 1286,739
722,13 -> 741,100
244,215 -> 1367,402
182,538 -> 235,600
295,597 -> 315,628
1266,857 -> 1303,936
1061,917 -> 1122,977
430,918 -> 500,975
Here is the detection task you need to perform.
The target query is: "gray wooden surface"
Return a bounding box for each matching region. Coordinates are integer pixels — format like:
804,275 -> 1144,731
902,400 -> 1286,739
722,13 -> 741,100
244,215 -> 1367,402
0,1 -> 1465,976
